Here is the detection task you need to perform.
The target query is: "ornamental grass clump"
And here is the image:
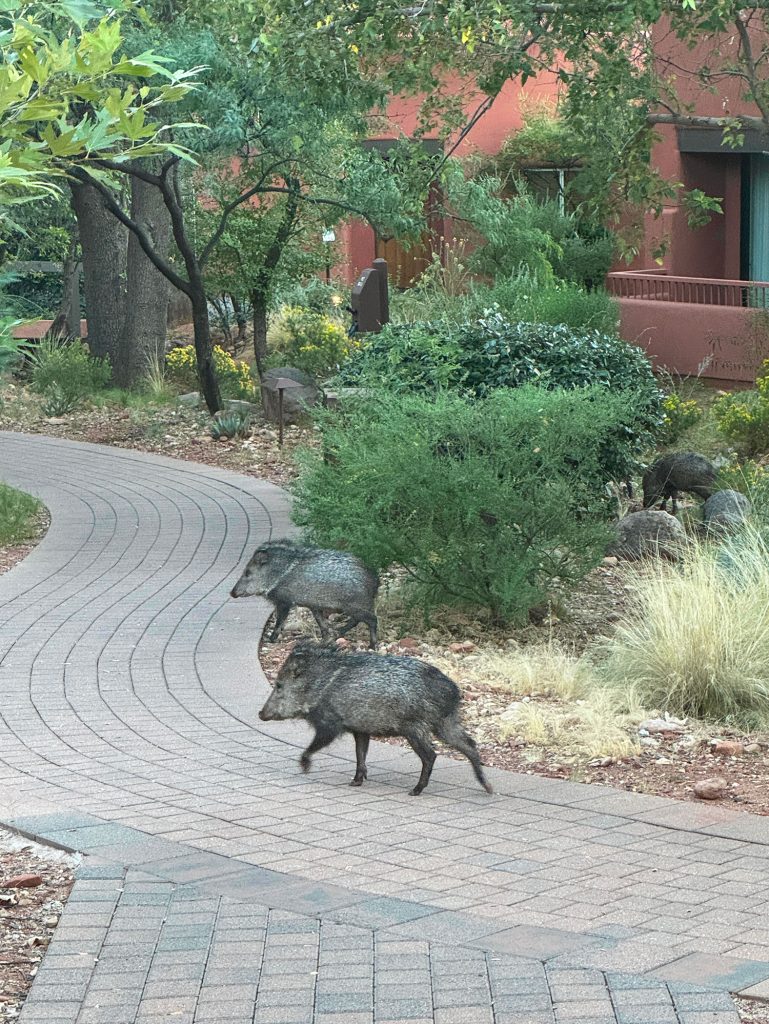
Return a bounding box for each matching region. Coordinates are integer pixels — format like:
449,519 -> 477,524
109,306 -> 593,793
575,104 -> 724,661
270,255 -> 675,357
597,528 -> 769,727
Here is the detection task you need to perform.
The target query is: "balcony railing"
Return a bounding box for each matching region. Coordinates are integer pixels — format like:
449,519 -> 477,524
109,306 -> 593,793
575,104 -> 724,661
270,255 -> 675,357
606,271 -> 769,309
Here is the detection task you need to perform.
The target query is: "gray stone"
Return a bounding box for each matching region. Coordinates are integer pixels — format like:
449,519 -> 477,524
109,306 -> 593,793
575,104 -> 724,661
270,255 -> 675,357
609,510 -> 686,560
260,367 -> 319,424
178,391 -> 201,407
703,489 -> 751,533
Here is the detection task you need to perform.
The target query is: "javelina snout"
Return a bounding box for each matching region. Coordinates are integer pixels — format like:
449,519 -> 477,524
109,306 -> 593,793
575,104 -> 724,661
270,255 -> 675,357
260,641 -> 492,797
230,540 -> 379,647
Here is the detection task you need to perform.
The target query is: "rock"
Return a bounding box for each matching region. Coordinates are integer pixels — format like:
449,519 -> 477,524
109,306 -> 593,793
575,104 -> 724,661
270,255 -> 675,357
602,556 -> 619,567
323,387 -> 374,411
449,641 -> 476,654
224,399 -> 260,416
178,391 -> 201,407
710,739 -> 744,756
703,489 -> 751,533
0,894 -> 16,906
3,874 -> 43,888
640,736 -> 660,747
639,717 -> 687,736
44,417 -> 67,425
44,916 -> 59,928
609,511 -> 686,561
655,757 -> 673,765
396,637 -> 420,650
260,367 -> 320,425
745,742 -> 762,754
694,777 -> 727,800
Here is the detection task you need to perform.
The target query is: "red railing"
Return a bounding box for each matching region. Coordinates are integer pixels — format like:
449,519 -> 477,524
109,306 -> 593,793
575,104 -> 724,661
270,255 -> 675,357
606,271 -> 769,308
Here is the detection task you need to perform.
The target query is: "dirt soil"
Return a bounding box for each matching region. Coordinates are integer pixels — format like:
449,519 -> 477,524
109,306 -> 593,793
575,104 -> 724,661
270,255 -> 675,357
0,829 -> 77,1022
3,383 -> 769,820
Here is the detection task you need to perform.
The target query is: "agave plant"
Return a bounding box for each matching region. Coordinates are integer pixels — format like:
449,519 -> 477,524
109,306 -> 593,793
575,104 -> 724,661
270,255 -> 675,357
209,409 -> 252,440
41,384 -> 79,417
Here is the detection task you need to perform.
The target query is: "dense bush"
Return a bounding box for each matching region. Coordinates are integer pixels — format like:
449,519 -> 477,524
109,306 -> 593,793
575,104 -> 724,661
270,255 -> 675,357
166,344 -> 255,400
28,338 -> 111,407
714,365 -> 769,455
294,387 -> 633,624
267,305 -> 357,377
389,272 -> 619,335
337,314 -> 662,484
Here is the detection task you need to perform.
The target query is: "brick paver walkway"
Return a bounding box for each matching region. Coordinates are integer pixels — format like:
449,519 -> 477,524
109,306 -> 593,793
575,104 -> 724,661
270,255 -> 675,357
1,433 -> 768,1023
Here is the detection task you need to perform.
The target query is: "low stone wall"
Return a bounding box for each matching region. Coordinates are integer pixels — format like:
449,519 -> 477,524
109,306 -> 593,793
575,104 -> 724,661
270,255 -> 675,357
618,297 -> 769,385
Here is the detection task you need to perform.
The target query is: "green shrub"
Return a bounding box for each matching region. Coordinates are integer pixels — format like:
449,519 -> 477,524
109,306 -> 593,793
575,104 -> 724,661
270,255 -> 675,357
270,278 -> 347,315
0,483 -> 41,546
714,366 -> 769,455
481,275 -> 620,334
165,344 -> 256,400
337,314 -> 662,484
597,529 -> 769,727
294,387 -> 629,624
268,305 -> 357,378
659,392 -> 703,446
41,384 -> 79,417
28,337 -> 111,407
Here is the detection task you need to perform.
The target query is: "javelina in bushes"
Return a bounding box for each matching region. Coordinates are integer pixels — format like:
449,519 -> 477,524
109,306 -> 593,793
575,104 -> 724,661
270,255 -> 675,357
642,452 -> 716,514
231,541 -> 379,646
259,641 -> 493,796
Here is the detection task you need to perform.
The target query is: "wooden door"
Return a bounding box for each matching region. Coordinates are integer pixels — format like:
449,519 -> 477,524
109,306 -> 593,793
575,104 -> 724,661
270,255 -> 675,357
375,233 -> 432,288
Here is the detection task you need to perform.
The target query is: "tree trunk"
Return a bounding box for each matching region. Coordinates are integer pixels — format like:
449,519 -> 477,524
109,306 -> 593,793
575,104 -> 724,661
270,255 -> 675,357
191,288 -> 222,413
70,181 -> 127,364
232,294 -> 247,348
251,288 -> 268,379
114,173 -> 172,388
49,228 -> 80,339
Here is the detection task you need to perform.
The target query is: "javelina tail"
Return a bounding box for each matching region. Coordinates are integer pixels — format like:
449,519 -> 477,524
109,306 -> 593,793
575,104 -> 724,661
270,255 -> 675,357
435,718 -> 493,794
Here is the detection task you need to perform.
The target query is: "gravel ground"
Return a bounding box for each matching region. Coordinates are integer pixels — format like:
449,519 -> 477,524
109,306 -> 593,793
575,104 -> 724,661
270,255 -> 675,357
0,829 -> 78,1021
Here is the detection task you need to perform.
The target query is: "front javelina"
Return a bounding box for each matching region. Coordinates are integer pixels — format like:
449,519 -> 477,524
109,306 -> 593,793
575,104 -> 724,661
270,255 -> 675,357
642,452 -> 716,514
231,541 -> 379,647
259,642 -> 493,797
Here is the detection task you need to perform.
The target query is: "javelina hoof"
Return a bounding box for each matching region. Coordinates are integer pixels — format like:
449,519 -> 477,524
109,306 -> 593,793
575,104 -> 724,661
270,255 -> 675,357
299,754 -> 311,773
483,782 -> 494,795
350,776 -> 365,787
409,786 -> 425,796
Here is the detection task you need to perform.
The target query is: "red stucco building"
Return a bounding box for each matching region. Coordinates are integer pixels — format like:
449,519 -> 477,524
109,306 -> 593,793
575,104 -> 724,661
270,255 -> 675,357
341,23 -> 769,385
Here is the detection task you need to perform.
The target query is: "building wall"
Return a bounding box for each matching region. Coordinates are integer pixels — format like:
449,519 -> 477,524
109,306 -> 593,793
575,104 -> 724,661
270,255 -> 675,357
338,74 -> 561,285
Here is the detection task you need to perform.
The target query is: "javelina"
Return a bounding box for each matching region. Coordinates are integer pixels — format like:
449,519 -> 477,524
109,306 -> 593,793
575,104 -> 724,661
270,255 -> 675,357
259,641 -> 493,797
703,489 -> 751,534
230,540 -> 379,647
642,452 -> 716,514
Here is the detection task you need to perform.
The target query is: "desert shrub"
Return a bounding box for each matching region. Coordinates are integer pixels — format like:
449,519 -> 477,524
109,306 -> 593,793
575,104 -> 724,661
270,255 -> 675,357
659,392 -> 703,446
294,387 -> 630,624
28,337 -> 111,408
337,314 -> 661,485
165,344 -> 255,400
267,305 -> 358,377
270,278 -> 347,315
0,483 -> 41,546
598,529 -> 769,727
714,368 -> 769,455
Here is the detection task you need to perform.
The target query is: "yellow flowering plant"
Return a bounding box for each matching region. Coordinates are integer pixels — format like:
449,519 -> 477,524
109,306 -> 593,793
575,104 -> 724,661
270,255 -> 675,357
166,345 -> 256,400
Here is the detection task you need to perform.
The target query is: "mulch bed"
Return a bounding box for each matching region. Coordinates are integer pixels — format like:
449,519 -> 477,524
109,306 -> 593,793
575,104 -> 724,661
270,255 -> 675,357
0,830 -> 77,1022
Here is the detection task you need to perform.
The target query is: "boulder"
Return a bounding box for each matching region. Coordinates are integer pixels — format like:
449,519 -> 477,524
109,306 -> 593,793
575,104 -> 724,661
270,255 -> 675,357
694,777 -> 727,800
609,510 -> 686,561
260,367 -> 320,424
178,391 -> 201,407
223,399 -> 260,416
703,489 -> 751,533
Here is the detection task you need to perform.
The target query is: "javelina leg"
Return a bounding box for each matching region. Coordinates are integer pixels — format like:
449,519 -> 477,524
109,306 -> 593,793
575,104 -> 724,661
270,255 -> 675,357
436,720 -> 494,794
269,601 -> 291,642
351,732 -> 370,786
299,726 -> 339,773
310,609 -> 331,641
403,728 -> 437,796
337,613 -> 378,649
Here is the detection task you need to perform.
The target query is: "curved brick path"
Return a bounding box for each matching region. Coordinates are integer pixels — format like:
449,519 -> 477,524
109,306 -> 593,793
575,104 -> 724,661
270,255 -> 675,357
0,433 -> 768,1024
